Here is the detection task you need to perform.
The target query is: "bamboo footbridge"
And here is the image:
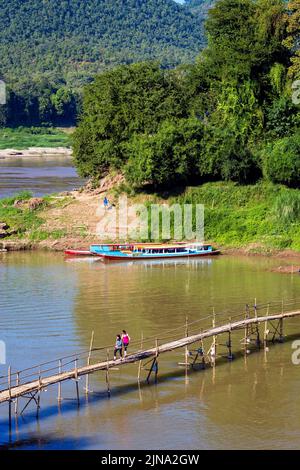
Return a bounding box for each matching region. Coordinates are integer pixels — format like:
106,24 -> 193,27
1,299 -> 300,427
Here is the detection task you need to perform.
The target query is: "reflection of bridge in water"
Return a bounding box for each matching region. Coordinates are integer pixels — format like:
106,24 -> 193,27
1,300 -> 300,431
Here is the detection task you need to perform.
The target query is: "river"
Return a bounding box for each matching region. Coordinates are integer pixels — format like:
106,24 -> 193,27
0,252 -> 300,449
0,156 -> 85,199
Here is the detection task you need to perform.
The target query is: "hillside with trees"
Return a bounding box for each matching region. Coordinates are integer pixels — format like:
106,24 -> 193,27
184,0 -> 215,18
0,0 -> 206,127
74,0 -> 300,190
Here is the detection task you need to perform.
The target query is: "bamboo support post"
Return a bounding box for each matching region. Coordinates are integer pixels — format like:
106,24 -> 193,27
14,372 -> 20,415
106,349 -> 111,397
57,359 -> 62,402
155,339 -> 159,383
74,358 -> 80,406
36,367 -> 41,418
185,316 -> 189,363
227,317 -> 233,360
279,318 -> 284,343
85,330 -> 94,394
146,339 -> 159,384
8,366 -> 12,432
211,308 -> 217,365
254,299 -> 260,348
279,300 -> 284,342
137,332 -> 143,383
264,304 -> 270,349
243,304 -> 250,355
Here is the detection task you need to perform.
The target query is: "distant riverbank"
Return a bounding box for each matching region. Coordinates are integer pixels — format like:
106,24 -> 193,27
0,147 -> 72,159
0,127 -> 72,151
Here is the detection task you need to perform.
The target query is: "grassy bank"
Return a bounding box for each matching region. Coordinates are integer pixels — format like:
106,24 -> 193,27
0,192 -> 72,245
0,127 -> 71,150
170,182 -> 300,253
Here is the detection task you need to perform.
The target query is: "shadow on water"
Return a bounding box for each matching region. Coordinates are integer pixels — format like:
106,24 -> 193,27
0,434 -> 95,450
0,333 -> 297,449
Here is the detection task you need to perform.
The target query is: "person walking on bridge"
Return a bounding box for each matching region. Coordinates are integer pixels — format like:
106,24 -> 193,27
114,334 -> 123,361
122,330 -> 131,357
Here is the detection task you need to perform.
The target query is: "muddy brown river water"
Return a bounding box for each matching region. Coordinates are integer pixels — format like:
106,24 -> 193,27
0,252 -> 300,449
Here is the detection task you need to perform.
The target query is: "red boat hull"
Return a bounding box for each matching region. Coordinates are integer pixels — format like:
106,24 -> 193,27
64,250 -> 93,256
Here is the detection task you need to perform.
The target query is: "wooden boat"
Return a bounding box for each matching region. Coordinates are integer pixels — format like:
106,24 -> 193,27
65,243 -> 136,257
90,243 -> 134,255
64,249 -> 94,256
90,242 -> 187,256
100,243 -> 220,261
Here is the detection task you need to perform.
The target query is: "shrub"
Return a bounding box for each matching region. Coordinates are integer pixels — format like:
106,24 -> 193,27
262,133 -> 300,186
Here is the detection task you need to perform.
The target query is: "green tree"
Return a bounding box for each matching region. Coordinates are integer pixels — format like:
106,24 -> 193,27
73,62 -> 188,178
125,118 -> 204,187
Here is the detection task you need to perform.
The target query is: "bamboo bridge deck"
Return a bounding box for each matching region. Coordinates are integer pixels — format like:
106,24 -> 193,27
1,303 -> 300,419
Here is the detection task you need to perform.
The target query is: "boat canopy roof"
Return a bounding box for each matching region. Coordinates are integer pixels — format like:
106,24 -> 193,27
133,243 -> 212,249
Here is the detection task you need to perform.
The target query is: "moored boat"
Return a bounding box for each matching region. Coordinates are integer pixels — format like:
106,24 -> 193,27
65,243 -> 135,257
64,249 -> 94,256
100,243 -> 220,261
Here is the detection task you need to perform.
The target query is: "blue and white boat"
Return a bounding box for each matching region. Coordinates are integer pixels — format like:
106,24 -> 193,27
100,243 -> 220,261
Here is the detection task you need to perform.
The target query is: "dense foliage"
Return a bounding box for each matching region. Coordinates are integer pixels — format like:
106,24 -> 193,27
0,0 -> 206,126
74,0 -> 300,189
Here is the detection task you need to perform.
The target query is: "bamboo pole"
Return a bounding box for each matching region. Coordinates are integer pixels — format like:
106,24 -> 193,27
155,338 -> 159,383
137,332 -> 143,383
85,331 -> 94,394
243,304 -> 250,355
14,372 -> 20,415
264,304 -> 270,350
211,308 -> 217,365
185,316 -> 189,364
8,366 -> 12,433
37,367 -> 41,418
74,358 -> 80,406
227,317 -> 233,360
280,300 -> 284,342
254,298 -> 261,348
57,359 -> 62,402
106,349 -> 111,397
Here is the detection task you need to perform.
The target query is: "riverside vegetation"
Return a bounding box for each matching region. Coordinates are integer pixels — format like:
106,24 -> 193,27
1,0 -> 300,254
0,127 -> 71,150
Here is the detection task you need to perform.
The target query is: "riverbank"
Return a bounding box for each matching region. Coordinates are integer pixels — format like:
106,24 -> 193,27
0,127 -> 72,151
1,180 -> 300,266
0,147 -> 72,159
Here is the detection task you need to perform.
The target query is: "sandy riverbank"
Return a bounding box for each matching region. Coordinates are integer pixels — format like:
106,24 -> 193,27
0,147 -> 72,159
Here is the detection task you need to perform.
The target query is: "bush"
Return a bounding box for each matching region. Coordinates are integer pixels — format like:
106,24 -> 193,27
262,133 -> 300,186
273,190 -> 300,223
125,118 -> 204,188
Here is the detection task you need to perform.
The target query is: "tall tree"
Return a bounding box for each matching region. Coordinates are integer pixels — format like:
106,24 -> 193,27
284,1 -> 300,78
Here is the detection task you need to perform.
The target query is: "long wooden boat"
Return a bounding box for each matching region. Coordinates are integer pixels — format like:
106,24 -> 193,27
100,243 -> 220,261
64,249 -> 94,256
90,242 -> 187,256
65,243 -> 135,257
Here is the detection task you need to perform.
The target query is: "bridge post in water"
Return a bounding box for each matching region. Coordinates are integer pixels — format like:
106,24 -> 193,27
264,304 -> 270,350
57,359 -> 62,403
85,330 -> 94,395
106,349 -> 111,397
137,332 -> 144,383
227,318 -> 233,360
74,358 -> 80,406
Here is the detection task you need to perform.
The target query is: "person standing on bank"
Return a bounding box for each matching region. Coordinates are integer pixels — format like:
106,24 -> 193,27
122,330 -> 131,357
114,334 -> 123,361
